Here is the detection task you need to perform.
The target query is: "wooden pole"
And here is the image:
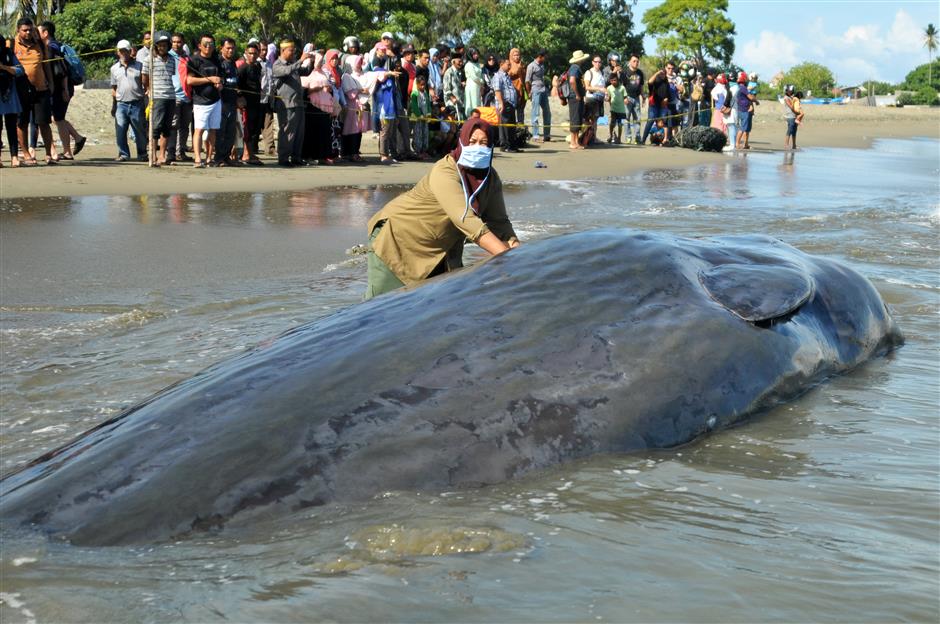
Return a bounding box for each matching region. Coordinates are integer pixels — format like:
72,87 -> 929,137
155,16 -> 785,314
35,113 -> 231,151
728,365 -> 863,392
148,0 -> 156,166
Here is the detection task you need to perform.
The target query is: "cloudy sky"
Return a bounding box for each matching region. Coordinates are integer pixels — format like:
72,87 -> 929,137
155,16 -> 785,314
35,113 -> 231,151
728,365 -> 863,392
638,0 -> 940,85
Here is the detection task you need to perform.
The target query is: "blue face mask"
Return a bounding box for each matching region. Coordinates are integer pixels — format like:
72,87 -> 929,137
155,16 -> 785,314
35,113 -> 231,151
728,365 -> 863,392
456,142 -> 493,170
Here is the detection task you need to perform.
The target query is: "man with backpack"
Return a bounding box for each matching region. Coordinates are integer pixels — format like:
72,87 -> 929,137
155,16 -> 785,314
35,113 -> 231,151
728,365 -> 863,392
13,18 -> 55,165
38,21 -> 86,160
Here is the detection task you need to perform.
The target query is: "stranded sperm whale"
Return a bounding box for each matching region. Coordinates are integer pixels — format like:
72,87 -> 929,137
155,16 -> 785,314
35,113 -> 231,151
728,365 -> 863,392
0,229 -> 902,545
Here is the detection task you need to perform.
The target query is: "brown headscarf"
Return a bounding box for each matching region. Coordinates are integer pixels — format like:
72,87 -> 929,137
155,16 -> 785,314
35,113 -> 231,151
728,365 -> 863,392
508,48 -> 525,102
450,117 -> 494,217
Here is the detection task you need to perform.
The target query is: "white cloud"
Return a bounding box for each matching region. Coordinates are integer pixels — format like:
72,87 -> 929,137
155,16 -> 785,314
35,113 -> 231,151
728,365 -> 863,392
763,9 -> 928,84
842,24 -> 880,47
885,9 -> 922,53
740,31 -> 799,78
831,57 -> 883,83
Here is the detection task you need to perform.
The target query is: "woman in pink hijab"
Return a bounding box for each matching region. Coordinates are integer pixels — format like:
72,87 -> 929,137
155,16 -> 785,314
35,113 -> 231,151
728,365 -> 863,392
300,52 -> 338,164
340,54 -> 370,162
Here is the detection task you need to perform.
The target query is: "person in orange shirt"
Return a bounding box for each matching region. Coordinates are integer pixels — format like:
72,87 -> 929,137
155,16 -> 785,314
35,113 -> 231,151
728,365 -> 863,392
12,17 -> 55,165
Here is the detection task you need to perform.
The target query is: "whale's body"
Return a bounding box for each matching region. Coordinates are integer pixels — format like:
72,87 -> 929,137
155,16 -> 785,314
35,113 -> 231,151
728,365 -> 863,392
0,230 -> 902,545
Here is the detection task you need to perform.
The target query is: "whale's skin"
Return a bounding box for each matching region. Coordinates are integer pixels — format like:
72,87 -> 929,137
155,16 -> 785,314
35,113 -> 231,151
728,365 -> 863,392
0,229 -> 903,545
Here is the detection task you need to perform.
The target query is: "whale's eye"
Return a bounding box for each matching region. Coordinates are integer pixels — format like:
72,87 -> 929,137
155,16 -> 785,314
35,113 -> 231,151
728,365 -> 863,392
699,264 -> 814,325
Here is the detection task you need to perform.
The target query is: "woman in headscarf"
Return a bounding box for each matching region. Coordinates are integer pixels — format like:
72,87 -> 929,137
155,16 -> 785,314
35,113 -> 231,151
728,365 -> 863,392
710,73 -> 728,133
341,54 -> 370,162
507,48 -> 526,128
463,46 -> 483,118
0,35 -> 24,167
323,48 -> 346,159
481,53 -> 498,105
301,52 -> 337,164
364,117 -> 521,299
428,47 -> 442,103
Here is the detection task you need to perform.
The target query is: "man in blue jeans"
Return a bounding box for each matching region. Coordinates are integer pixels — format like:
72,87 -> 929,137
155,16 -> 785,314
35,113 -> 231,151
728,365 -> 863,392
641,63 -> 672,145
109,39 -> 147,161
525,49 -> 551,142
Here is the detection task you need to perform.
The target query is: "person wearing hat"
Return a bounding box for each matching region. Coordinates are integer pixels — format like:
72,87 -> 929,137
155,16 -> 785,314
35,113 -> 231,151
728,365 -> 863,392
272,39 -> 313,166
525,49 -> 550,142
734,70 -> 754,149
342,35 -> 360,73
141,31 -> 176,165
442,52 -> 465,121
110,37 -> 147,162
364,117 -> 520,299
566,50 -> 589,149
709,72 -> 728,134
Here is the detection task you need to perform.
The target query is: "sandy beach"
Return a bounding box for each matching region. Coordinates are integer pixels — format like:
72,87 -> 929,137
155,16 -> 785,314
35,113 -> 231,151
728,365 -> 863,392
0,88 -> 937,199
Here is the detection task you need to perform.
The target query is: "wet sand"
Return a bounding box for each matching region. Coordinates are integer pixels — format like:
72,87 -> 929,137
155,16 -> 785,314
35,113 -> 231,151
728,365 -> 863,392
1,88 -> 937,199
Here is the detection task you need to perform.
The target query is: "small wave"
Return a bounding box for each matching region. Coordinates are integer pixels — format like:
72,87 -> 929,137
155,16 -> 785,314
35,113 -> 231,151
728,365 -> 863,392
0,593 -> 37,624
323,257 -> 363,273
883,277 -> 940,291
1,308 -> 167,342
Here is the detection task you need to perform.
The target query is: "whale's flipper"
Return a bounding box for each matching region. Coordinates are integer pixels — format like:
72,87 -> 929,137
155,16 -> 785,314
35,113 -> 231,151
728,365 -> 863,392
699,264 -> 814,323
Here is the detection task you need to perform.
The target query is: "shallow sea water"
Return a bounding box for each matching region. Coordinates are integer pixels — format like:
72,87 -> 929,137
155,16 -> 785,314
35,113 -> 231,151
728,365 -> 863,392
1,139 -> 938,622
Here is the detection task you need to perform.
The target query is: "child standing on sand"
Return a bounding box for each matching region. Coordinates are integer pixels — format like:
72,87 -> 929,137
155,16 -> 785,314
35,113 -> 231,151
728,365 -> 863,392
605,73 -> 628,144
410,74 -> 431,158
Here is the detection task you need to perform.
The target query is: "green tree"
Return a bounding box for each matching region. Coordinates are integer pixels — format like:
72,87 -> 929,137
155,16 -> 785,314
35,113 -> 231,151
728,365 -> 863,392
159,0 -> 243,45
642,0 -> 735,70
780,61 -> 835,98
865,80 -> 895,96
924,23 -> 937,86
899,59 -> 940,92
470,0 -> 642,73
913,85 -> 938,106
469,0 -> 573,69
55,0 -> 148,53
572,0 -> 643,61
426,0 -> 498,46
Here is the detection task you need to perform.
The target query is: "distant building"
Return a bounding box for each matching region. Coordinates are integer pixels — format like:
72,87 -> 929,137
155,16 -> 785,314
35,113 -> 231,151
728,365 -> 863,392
834,85 -> 865,99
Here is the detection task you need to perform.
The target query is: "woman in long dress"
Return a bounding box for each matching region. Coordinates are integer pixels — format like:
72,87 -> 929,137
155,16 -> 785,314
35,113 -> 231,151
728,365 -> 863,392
710,73 -> 727,133
301,53 -> 338,164
340,55 -> 369,161
463,47 -> 483,117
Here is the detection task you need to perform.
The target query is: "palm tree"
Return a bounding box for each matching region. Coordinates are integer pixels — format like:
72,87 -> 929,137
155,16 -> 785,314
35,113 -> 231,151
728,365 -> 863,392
925,23 -> 938,87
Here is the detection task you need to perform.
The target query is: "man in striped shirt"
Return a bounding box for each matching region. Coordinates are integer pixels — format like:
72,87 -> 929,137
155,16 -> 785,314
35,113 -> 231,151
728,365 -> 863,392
142,31 -> 176,165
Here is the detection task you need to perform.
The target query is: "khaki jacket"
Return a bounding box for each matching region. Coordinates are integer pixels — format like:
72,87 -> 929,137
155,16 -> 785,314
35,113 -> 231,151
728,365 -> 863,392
367,155 -> 518,285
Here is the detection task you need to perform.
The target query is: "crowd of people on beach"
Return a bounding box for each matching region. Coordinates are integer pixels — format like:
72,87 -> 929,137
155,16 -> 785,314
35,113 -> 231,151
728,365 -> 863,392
0,17 -> 803,169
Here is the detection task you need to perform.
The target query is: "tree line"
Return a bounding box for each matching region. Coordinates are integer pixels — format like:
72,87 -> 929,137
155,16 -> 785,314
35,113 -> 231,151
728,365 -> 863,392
7,0 -> 936,105
8,0 -> 740,79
